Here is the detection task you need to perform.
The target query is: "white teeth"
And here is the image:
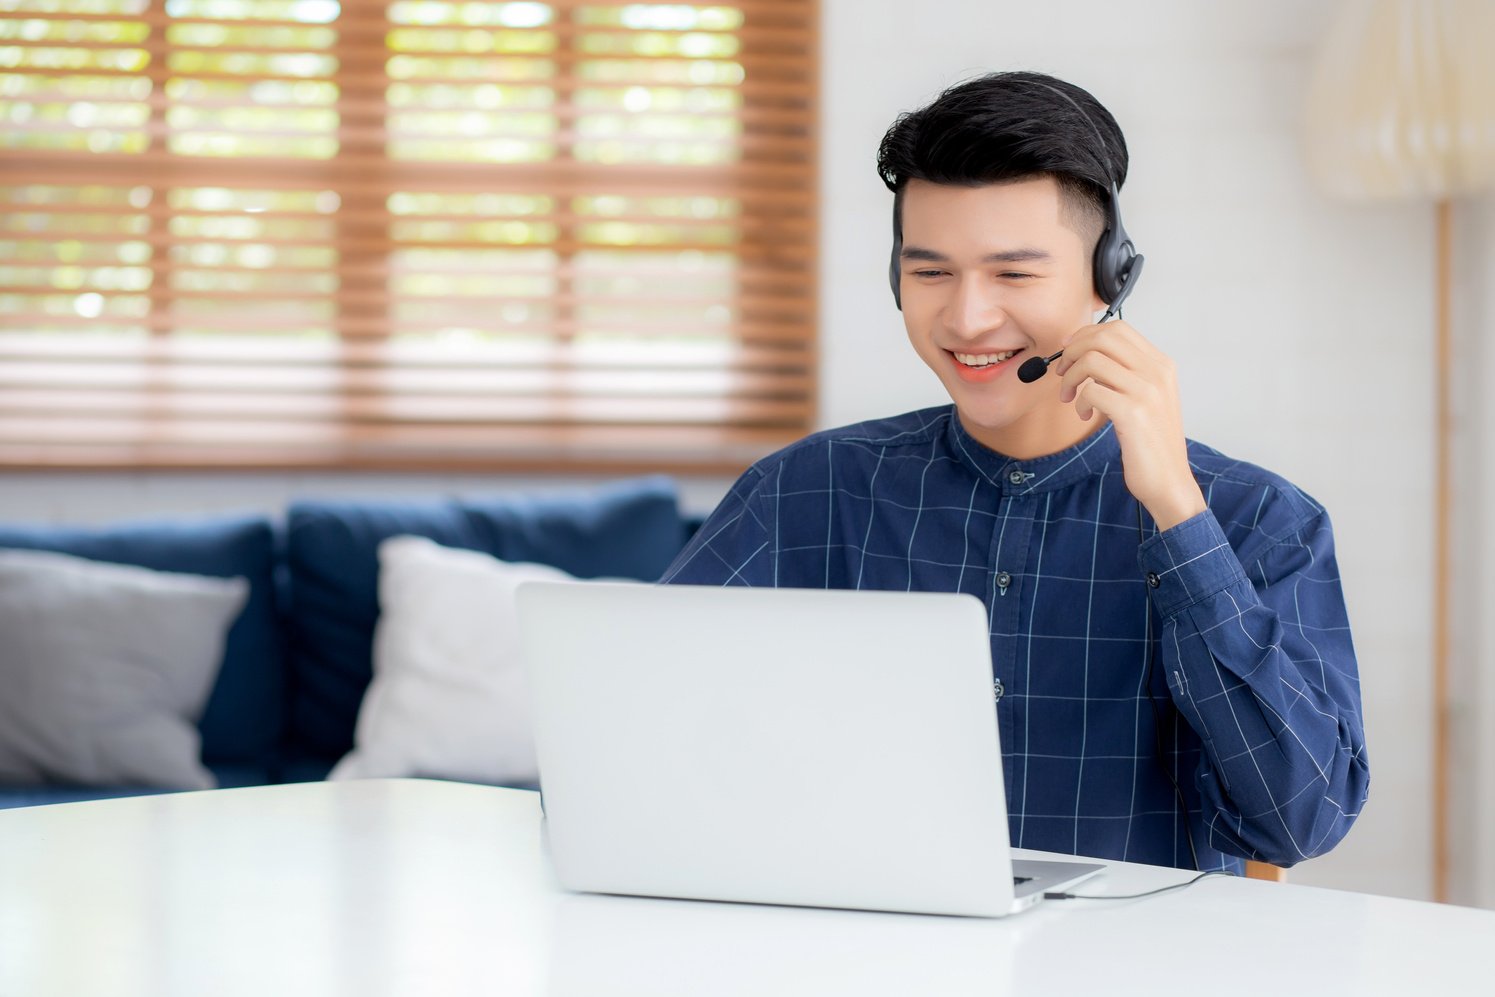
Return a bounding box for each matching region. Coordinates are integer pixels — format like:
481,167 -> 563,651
954,350 -> 1018,367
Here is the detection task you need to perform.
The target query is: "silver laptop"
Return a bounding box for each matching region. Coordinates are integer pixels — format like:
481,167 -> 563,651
516,582 -> 1103,918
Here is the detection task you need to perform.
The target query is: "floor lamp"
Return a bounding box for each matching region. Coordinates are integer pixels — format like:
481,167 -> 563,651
1303,0 -> 1495,904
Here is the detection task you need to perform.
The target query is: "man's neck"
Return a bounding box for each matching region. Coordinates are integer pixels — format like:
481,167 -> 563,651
957,406 -> 1106,461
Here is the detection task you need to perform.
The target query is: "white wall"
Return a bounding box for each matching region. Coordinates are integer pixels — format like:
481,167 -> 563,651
1450,194 -> 1495,909
0,470 -> 733,528
1477,198 -> 1495,910
1,0 -> 1488,906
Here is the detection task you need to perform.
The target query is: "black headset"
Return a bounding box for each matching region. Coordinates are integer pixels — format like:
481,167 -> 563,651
887,81 -> 1143,315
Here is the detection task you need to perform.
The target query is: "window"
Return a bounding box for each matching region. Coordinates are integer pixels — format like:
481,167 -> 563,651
0,0 -> 817,471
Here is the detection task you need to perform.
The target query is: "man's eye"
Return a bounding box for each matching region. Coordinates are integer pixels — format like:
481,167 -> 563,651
1000,272 -> 1034,281
913,269 -> 946,278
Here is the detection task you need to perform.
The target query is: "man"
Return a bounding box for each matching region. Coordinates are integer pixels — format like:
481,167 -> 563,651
661,71 -> 1369,873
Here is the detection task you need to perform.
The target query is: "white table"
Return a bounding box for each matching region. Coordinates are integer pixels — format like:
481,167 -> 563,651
1,779 -> 1489,996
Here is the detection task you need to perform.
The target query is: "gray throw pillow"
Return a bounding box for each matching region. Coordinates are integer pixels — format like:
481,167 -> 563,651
0,548 -> 249,789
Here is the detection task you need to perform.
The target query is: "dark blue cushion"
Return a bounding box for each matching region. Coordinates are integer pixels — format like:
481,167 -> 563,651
0,515 -> 284,773
209,764 -> 273,789
276,758 -> 335,785
282,475 -> 686,764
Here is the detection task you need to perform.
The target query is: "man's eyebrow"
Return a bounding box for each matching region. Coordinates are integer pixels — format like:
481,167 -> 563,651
899,245 -> 1054,264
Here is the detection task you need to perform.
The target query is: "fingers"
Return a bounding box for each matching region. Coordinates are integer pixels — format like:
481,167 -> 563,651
1058,349 -> 1141,405
1057,320 -> 1163,377
1072,377 -> 1122,421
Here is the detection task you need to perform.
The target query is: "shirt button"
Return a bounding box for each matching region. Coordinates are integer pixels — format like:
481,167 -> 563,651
1146,571 -> 1161,588
1007,468 -> 1026,486
993,678 -> 1005,702
996,571 -> 1013,590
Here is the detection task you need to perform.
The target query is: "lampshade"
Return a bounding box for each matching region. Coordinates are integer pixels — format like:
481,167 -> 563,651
1303,0 -> 1495,201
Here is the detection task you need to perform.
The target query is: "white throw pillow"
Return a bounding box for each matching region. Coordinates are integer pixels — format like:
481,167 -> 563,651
330,535 -> 602,785
0,548 -> 248,789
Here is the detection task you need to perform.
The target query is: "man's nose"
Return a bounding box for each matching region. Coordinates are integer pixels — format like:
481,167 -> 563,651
947,276 -> 1006,340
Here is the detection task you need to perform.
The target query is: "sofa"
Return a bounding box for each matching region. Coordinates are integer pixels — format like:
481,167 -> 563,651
0,475 -> 700,810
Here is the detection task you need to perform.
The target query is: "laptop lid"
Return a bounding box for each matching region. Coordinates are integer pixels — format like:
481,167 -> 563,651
518,582 -> 1025,918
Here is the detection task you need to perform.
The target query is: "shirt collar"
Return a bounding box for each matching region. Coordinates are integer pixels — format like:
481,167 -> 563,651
944,406 -> 1122,495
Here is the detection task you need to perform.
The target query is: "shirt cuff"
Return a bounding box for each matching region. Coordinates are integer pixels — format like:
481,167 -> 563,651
1137,509 -> 1250,618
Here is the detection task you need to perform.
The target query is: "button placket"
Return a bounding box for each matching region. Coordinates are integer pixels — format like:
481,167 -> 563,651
987,491 -> 1035,809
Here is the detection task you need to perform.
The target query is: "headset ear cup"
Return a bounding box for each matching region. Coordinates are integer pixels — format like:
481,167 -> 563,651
1092,182 -> 1136,306
1092,234 -> 1114,304
1094,233 -> 1136,304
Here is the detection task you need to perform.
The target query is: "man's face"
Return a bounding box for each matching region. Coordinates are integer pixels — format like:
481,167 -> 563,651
897,176 -> 1106,446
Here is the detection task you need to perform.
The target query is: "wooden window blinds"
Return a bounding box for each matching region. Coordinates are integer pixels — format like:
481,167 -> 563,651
0,0 -> 817,472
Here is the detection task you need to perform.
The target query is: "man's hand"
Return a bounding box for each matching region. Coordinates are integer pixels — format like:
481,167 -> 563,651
1053,321 -> 1206,532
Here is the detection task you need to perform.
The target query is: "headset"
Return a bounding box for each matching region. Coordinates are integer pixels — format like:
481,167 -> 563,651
887,80 -> 1144,317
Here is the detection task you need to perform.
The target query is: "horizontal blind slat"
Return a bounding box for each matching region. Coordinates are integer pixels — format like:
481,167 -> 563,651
0,333 -> 813,369
0,156 -> 817,191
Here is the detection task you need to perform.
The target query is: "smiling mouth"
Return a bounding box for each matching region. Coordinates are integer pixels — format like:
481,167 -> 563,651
950,348 -> 1024,368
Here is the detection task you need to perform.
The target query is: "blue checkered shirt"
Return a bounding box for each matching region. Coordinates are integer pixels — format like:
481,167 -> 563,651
661,405 -> 1369,872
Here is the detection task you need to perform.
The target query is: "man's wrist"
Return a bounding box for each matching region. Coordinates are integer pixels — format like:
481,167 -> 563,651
1144,483 -> 1208,532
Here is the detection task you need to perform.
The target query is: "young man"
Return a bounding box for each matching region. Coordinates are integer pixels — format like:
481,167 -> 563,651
661,72 -> 1369,873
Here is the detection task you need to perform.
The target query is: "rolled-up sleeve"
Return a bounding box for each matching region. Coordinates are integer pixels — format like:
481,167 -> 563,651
1139,508 -> 1370,866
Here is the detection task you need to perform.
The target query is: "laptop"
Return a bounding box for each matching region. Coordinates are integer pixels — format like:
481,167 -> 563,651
515,582 -> 1103,918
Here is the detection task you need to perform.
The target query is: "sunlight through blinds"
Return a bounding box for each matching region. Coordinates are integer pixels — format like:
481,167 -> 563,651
0,0 -> 818,470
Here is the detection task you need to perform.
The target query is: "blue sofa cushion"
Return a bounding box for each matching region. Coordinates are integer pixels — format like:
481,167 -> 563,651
0,515 -> 282,779
282,475 -> 686,764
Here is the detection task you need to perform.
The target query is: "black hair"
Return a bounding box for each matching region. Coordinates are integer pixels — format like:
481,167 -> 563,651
876,71 -> 1129,249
